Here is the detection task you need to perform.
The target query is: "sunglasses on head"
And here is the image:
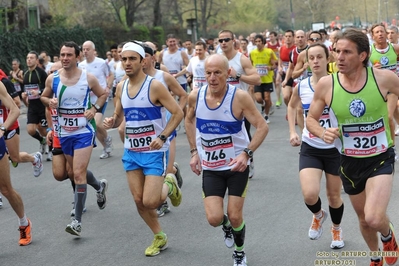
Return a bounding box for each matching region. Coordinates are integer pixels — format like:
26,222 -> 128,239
309,38 -> 321,42
219,38 -> 232,43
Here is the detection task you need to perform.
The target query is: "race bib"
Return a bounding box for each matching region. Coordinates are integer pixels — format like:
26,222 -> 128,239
305,107 -> 331,139
13,83 -> 21,92
58,107 -> 87,131
193,77 -> 206,90
50,108 -> 59,136
201,136 -> 235,169
25,84 -> 40,100
124,124 -> 156,151
256,64 -> 268,76
341,118 -> 388,157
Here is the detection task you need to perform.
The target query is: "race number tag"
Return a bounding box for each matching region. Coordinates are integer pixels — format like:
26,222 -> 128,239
305,107 -> 331,139
341,118 -> 388,157
256,64 -> 268,76
193,77 -> 206,90
13,83 -> 21,92
201,136 -> 235,168
49,108 -> 59,136
58,108 -> 87,131
124,124 -> 156,151
25,84 -> 40,100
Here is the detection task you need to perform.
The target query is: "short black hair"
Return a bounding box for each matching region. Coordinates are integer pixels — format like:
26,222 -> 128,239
61,41 -> 80,57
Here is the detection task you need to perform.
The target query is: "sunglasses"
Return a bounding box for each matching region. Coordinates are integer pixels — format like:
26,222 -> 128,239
309,38 -> 321,42
219,38 -> 232,43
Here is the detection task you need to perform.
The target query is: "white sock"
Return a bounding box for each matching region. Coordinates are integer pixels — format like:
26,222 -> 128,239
19,214 -> 28,227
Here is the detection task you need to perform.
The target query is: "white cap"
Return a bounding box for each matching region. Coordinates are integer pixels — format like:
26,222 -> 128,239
122,42 -> 145,58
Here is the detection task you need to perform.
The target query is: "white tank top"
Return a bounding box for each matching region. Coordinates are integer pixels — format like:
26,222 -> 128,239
163,48 -> 187,84
114,61 -> 126,86
195,84 -> 250,171
152,69 -> 167,87
53,70 -> 95,137
187,56 -> 207,90
226,52 -> 249,91
298,77 -> 334,149
121,76 -> 169,152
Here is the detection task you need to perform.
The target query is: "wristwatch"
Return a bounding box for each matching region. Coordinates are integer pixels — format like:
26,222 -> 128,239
0,126 -> 6,132
236,73 -> 241,80
93,103 -> 101,111
158,135 -> 167,142
243,148 -> 253,158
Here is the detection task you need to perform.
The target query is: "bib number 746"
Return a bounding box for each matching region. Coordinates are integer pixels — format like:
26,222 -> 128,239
205,150 -> 226,161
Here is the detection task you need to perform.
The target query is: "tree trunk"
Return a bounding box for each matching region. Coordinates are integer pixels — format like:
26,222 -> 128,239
153,0 -> 162,27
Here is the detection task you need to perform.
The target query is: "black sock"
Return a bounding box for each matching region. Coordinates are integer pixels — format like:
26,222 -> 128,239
232,222 -> 246,250
305,197 -> 322,214
32,130 -> 43,142
329,204 -> 344,225
70,178 -> 75,193
74,184 -> 87,223
86,170 -> 101,191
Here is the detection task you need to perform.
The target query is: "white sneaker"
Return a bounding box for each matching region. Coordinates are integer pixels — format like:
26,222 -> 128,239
99,150 -> 110,159
269,105 -> 275,116
46,152 -> 53,161
39,139 -> 46,154
309,210 -> 328,240
32,152 -> 43,177
330,226 -> 345,249
395,125 -> 399,136
249,161 -> 254,179
104,136 -> 113,153
232,250 -> 247,266
0,196 -> 3,209
65,219 -> 82,236
223,225 -> 234,248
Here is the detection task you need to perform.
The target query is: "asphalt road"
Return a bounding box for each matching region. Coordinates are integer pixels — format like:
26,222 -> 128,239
1,101 -> 398,266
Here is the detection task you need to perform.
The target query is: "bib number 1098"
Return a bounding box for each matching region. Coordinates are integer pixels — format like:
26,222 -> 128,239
128,136 -> 152,148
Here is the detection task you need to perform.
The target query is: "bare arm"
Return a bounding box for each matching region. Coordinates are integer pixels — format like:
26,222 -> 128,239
164,72 -> 187,111
0,83 -> 19,133
181,51 -> 189,67
40,74 -> 55,107
175,67 -> 188,78
306,75 -> 339,143
158,50 -> 164,64
231,55 -> 261,85
152,80 -> 184,138
185,89 -> 202,175
292,52 -> 308,79
103,81 -> 124,129
287,84 -> 301,146
88,73 -> 107,108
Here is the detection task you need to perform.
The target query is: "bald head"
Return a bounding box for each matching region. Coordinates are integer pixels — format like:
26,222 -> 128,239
82,41 -> 96,62
205,54 -> 229,71
50,61 -> 62,73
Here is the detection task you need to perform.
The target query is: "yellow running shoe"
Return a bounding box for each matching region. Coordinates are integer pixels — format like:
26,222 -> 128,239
164,174 -> 182,207
145,234 -> 168,256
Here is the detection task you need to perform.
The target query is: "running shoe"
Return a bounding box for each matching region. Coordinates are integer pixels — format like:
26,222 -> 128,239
70,202 -> 87,217
248,160 -> 254,179
39,138 -> 46,154
264,115 -> 270,124
65,219 -> 81,236
370,258 -> 384,266
382,222 -> 399,265
309,209 -> 328,240
32,152 -> 43,177
99,149 -> 110,159
0,196 -> 2,209
19,219 -> 32,246
269,105 -> 275,115
105,135 -> 113,153
232,250 -> 247,266
145,234 -> 168,256
223,225 -> 234,248
96,179 -> 108,210
46,152 -> 53,161
156,201 -> 170,217
164,174 -> 182,207
330,226 -> 345,249
9,157 -> 18,168
173,162 -> 183,188
276,99 -> 282,108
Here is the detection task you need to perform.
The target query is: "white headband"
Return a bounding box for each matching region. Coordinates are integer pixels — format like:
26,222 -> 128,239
122,42 -> 145,58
